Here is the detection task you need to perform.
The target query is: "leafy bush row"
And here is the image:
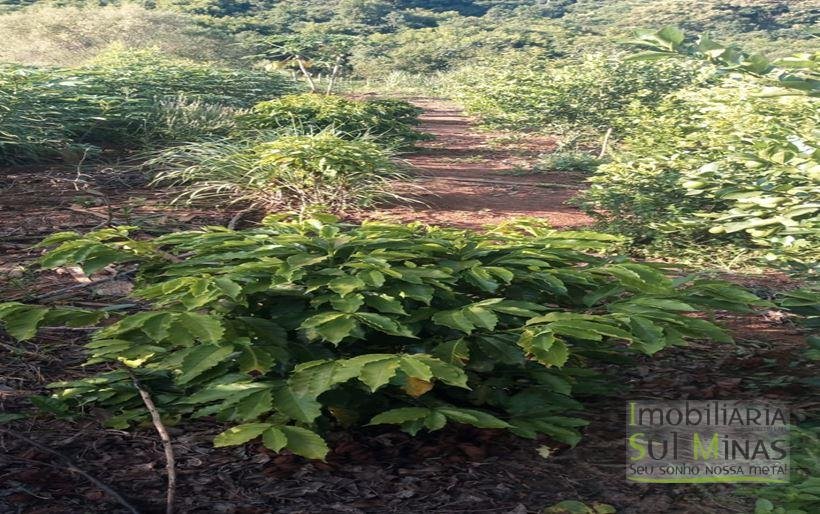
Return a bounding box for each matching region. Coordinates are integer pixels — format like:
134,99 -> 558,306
445,54 -> 703,139
580,28 -> 819,267
0,218 -> 764,459
240,93 -> 427,149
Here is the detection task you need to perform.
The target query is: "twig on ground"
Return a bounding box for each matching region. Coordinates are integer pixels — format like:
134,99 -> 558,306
0,340 -> 54,360
598,127 -> 613,159
0,428 -> 141,514
5,267 -> 137,303
130,372 -> 176,514
227,207 -> 256,230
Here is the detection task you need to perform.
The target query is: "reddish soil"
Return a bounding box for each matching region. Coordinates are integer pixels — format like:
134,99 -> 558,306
357,98 -> 594,229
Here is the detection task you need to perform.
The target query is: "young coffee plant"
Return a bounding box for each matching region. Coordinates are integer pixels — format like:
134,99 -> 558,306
149,132 -> 404,214
239,93 -> 427,149
582,29 -> 819,267
0,218 -> 765,459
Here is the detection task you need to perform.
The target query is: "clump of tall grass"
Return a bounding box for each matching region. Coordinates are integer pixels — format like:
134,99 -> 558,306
0,48 -> 295,165
149,132 -> 406,214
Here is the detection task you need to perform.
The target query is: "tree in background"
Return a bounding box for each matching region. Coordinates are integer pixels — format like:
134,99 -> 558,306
251,33 -> 357,93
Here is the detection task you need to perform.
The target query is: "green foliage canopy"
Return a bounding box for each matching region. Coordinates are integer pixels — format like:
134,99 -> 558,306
0,218 -> 765,457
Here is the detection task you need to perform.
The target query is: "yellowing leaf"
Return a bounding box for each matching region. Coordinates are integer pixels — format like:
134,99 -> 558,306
402,377 -> 434,398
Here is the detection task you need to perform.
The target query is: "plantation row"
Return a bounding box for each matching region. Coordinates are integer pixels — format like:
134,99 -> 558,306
0,218 -> 766,458
448,28 -> 819,270
443,30 -> 819,513
1,49 -> 432,213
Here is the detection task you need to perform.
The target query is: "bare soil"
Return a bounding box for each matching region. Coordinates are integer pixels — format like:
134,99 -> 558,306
0,99 -> 813,514
355,98 -> 593,229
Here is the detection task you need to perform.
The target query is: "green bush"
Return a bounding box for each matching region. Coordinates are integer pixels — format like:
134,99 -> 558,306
240,93 -> 426,148
0,48 -> 295,164
581,30 -> 819,266
447,54 -> 703,139
0,218 -> 764,459
150,133 -> 402,213
535,151 -> 606,173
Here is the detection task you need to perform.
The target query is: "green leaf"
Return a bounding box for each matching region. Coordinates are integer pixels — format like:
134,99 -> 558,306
179,313 -> 224,343
0,413 -> 26,423
329,294 -> 364,313
214,277 -> 242,299
369,407 -> 432,425
301,311 -> 345,329
359,357 -> 400,391
238,346 -> 276,373
213,422 -> 272,447
392,283 -> 434,304
423,411 -> 448,431
314,316 -> 357,344
414,355 -> 470,388
657,26 -> 685,48
432,339 -> 470,364
233,389 -> 273,421
519,330 -> 569,367
464,306 -> 498,330
363,294 -> 406,315
289,360 -> 339,398
328,275 -> 366,296
629,316 -> 666,354
432,309 -> 474,334
280,425 -> 329,460
398,355 -> 434,381
437,407 -> 510,429
0,304 -> 47,341
176,344 -> 235,384
355,312 -> 414,337
488,300 -> 545,317
272,384 -> 322,423
357,270 -> 385,287
262,427 -> 288,452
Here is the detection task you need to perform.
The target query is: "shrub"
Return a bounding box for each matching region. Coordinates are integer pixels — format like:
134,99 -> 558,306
534,151 -> 606,173
446,54 -> 704,139
240,93 -> 426,148
0,218 -> 764,459
581,30 -> 820,266
150,133 -> 403,213
0,49 -> 295,164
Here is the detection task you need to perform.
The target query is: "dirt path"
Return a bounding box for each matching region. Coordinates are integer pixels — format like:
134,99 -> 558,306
362,98 -> 594,229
